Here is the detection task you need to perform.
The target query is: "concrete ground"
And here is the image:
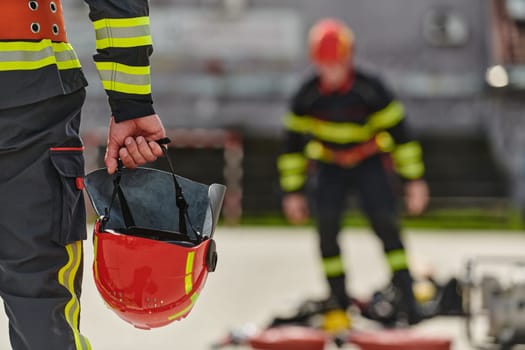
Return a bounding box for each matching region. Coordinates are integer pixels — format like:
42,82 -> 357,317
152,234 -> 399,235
0,226 -> 524,350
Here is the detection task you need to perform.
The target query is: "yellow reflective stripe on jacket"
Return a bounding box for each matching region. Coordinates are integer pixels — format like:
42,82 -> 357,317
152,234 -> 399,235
304,140 -> 327,161
323,255 -> 345,278
95,61 -> 151,95
54,43 -> 82,70
277,153 -> 307,173
58,241 -> 92,350
394,141 -> 422,163
386,249 -> 409,272
101,80 -> 151,94
375,131 -> 395,152
397,163 -> 425,180
93,16 -> 152,49
393,141 -> 425,179
368,101 -> 405,131
284,113 -> 312,134
0,40 -> 81,71
313,119 -> 371,143
278,153 -> 308,191
284,113 -> 372,144
280,173 -> 306,192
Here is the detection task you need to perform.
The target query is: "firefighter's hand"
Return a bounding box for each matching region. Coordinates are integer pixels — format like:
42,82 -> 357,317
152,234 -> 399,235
105,114 -> 167,174
282,193 -> 309,225
404,179 -> 429,216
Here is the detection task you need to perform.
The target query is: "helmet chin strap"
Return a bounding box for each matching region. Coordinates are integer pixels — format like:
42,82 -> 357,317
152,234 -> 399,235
102,137 -> 198,240
156,137 -> 188,235
102,158 -> 133,229
102,158 -> 136,229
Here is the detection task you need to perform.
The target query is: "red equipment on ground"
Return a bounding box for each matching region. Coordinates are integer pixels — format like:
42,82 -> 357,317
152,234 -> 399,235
248,326 -> 327,350
350,330 -> 452,350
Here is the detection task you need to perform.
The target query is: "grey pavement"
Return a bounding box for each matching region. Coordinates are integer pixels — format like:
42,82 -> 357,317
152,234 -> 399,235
0,227 -> 524,350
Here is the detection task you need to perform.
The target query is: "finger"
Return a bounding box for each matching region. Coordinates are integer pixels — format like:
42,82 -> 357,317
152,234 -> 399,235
119,147 -> 138,169
136,136 -> 157,162
104,140 -> 120,174
149,140 -> 165,157
104,152 -> 118,175
124,137 -> 147,166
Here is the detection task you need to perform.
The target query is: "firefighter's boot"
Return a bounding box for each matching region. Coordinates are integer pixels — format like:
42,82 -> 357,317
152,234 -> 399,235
392,270 -> 423,326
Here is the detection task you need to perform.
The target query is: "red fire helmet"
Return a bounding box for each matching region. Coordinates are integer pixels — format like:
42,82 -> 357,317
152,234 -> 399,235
309,18 -> 354,65
85,152 -> 226,329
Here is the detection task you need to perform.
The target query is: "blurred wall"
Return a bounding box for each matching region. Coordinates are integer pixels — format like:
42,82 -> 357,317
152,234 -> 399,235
65,0 -> 525,215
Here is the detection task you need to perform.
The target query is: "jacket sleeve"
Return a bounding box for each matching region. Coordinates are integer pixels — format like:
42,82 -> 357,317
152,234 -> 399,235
84,0 -> 155,122
366,78 -> 425,181
277,112 -> 310,193
277,85 -> 312,194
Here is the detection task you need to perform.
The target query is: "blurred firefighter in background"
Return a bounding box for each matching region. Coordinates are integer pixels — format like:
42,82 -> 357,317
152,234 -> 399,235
277,18 -> 429,329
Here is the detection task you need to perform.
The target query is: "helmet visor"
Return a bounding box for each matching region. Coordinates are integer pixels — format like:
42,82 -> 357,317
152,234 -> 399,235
85,167 -> 226,243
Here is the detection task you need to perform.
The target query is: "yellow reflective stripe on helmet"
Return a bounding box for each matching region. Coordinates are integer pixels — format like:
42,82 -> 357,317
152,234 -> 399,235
386,249 -> 409,272
0,40 -> 81,71
277,153 -> 307,173
323,255 -> 345,278
393,142 -> 425,179
368,101 -> 405,131
93,16 -> 152,49
167,249 -> 200,322
95,61 -> 151,94
167,293 -> 199,321
280,173 -> 306,192
283,113 -> 312,134
58,241 -> 92,350
185,251 -> 195,295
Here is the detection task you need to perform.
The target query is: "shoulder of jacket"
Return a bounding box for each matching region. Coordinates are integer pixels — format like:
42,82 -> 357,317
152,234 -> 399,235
353,68 -> 390,103
290,74 -> 319,112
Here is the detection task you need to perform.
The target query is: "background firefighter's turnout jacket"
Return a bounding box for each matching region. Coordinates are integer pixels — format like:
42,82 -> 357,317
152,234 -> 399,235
0,0 -> 154,122
278,70 -> 425,193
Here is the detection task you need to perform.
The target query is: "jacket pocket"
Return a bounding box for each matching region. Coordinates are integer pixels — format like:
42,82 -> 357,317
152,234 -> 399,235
50,147 -> 87,245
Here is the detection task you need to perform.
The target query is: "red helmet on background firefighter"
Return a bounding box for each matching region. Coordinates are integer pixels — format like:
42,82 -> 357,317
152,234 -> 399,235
309,18 -> 355,65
